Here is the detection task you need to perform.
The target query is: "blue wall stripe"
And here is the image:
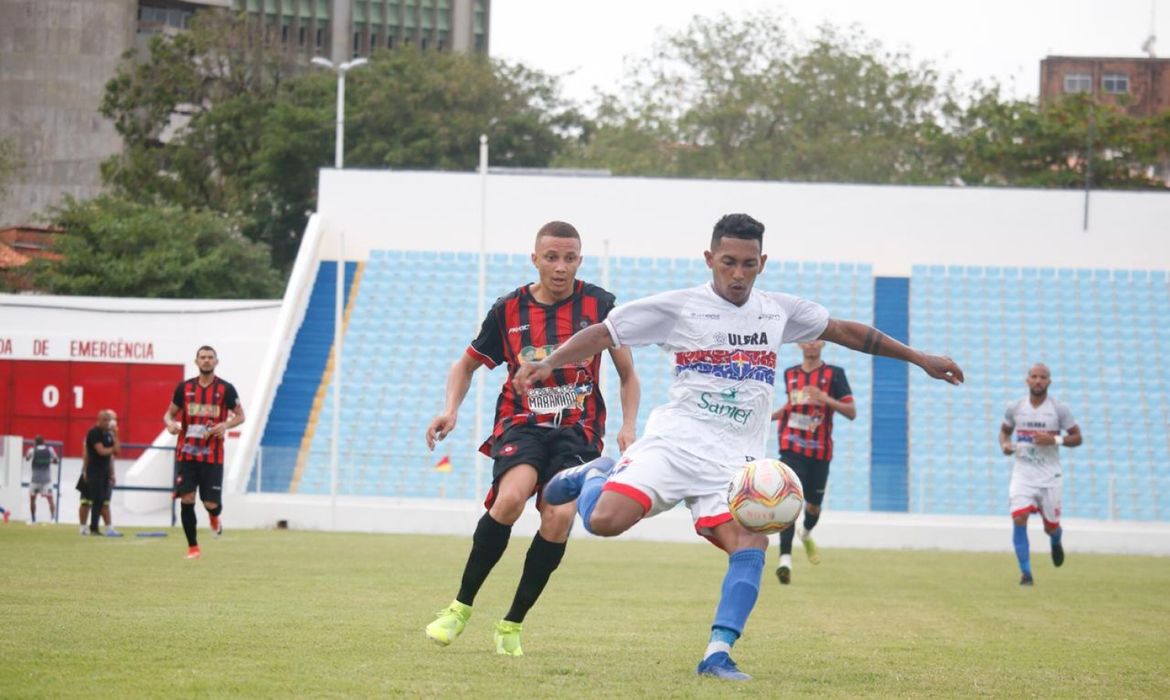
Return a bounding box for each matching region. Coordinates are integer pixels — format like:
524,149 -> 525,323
870,277 -> 910,512
250,261 -> 356,492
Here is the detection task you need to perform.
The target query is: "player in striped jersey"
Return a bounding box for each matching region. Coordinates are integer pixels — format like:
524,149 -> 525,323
165,346 -> 245,560
771,340 -> 856,584
423,221 -> 640,656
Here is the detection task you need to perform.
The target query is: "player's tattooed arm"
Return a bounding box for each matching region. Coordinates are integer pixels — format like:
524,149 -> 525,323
820,318 -> 963,385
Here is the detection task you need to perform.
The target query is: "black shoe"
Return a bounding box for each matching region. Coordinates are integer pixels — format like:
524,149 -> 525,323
1020,573 -> 1034,586
776,564 -> 791,585
1051,542 -> 1064,568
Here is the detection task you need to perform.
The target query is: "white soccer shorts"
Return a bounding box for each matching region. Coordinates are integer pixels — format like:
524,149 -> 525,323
601,435 -> 738,538
1009,477 -> 1062,525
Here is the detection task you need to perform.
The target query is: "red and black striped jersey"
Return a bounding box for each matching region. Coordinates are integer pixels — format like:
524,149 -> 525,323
171,377 -> 240,465
466,280 -> 615,456
777,363 -> 852,461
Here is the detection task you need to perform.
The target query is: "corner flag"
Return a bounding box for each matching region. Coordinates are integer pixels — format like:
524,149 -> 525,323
434,455 -> 453,473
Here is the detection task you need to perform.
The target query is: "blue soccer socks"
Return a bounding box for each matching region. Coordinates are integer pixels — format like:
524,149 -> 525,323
1013,523 -> 1031,577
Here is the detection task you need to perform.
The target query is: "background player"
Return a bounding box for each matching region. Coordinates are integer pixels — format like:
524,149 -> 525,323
522,213 -> 963,680
770,339 -> 855,584
999,363 -> 1081,585
423,221 -> 640,656
24,435 -> 59,524
165,345 -> 245,559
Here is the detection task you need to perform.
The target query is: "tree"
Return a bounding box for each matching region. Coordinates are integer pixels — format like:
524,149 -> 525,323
559,12 -> 957,183
101,13 -> 579,270
30,195 -> 283,298
100,11 -> 294,215
249,47 -> 580,265
948,89 -> 1169,188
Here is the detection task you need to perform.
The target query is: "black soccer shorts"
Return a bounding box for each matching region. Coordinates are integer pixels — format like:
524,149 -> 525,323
174,460 -> 224,504
780,450 -> 832,508
490,423 -> 601,486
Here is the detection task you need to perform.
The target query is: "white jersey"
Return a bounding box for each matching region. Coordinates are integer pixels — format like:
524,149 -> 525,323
1003,396 -> 1077,488
604,283 -> 829,466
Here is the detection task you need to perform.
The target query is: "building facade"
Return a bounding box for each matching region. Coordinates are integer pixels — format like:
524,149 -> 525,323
1040,55 -> 1170,117
0,0 -> 490,227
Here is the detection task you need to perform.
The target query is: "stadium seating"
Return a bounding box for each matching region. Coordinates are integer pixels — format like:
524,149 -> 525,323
253,254 -> 1170,523
908,265 -> 1170,521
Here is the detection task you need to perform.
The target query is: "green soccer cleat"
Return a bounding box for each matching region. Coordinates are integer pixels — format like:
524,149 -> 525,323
801,533 -> 821,565
493,620 -> 523,657
425,601 -> 471,647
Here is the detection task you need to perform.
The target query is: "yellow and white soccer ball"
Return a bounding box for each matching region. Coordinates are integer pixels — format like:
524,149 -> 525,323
727,458 -> 805,534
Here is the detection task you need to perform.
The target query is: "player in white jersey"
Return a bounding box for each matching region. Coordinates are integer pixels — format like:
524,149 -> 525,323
515,213 -> 964,681
998,363 -> 1082,586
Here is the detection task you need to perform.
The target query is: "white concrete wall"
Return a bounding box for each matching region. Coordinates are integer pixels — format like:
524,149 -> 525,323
315,169 -> 1170,276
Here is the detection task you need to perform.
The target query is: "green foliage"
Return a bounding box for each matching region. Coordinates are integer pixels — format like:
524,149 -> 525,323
1,527 -> 1168,697
560,11 -> 1169,189
30,195 -> 283,298
560,12 -> 956,184
949,89 -> 1169,188
248,47 -> 580,265
100,14 -> 579,272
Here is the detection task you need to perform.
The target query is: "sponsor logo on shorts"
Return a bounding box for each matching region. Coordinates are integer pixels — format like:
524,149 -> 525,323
500,443 -> 518,456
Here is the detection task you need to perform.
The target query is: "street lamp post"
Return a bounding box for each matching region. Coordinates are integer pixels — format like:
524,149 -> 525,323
310,56 -> 366,529
310,56 -> 369,169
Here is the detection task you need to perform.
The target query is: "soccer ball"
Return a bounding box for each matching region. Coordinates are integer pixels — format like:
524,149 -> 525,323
727,459 -> 805,534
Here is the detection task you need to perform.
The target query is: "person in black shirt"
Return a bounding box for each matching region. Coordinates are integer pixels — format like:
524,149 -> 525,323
82,410 -> 119,535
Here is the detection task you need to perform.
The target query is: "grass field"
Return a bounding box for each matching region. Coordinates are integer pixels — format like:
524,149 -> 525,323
1,524 -> 1168,698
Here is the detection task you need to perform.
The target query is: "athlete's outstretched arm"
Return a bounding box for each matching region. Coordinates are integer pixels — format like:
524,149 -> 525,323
514,323 -> 615,393
819,318 -> 964,385
607,346 -> 640,452
425,353 -> 483,450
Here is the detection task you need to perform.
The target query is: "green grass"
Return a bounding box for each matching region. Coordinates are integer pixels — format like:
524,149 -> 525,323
1,525 -> 1168,698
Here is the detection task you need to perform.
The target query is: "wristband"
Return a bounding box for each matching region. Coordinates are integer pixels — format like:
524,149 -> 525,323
1054,435 -> 1064,446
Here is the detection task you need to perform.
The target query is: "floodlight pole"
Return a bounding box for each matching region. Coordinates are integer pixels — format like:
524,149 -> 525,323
474,134 -> 488,503
312,57 -> 366,529
311,56 -> 369,169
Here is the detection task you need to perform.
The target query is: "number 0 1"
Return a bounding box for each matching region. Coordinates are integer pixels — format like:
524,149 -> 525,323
40,385 -> 84,409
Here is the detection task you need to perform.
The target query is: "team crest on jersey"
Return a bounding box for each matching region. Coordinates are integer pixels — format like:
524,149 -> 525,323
519,345 -> 556,363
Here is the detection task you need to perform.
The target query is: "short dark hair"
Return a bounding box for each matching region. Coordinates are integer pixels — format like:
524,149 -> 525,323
34,435 -> 44,445
711,213 -> 765,250
196,345 -> 217,357
535,221 -> 581,246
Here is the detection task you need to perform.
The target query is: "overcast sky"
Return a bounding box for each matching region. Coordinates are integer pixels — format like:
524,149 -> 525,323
491,0 -> 1166,105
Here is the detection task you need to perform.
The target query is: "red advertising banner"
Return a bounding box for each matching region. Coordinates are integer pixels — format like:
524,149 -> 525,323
0,360 -> 184,458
